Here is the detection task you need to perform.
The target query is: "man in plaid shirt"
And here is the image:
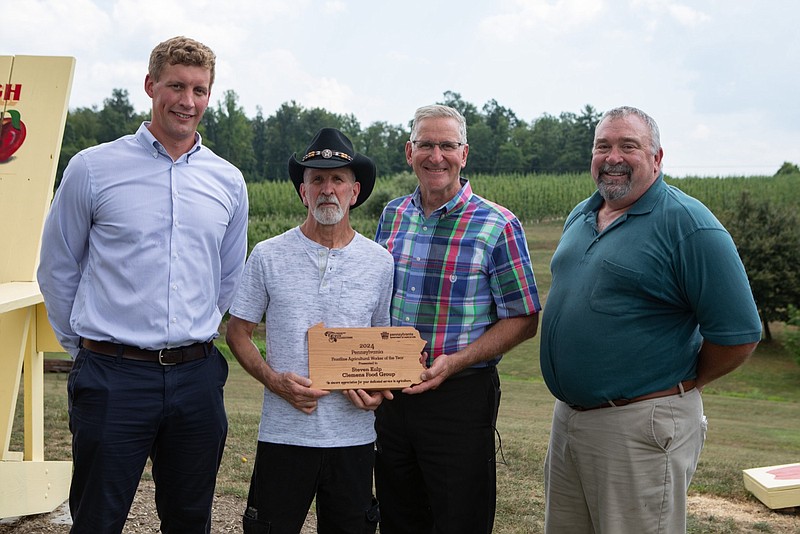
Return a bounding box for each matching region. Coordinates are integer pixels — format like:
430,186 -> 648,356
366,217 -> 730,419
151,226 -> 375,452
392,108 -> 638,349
374,104 -> 541,533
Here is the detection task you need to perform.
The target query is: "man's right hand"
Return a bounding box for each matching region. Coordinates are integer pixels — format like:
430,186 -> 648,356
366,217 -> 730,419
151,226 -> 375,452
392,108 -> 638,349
267,371 -> 330,414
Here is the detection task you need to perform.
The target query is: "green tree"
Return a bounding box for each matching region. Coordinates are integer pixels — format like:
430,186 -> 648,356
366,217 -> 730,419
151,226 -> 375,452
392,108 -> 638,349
337,113 -> 362,142
262,102 -> 351,181
529,113 -> 565,172
98,88 -> 144,143
299,106 -> 350,137
359,121 -> 409,176
463,121 -> 494,174
262,101 -> 304,181
785,305 -> 800,366
528,105 -> 600,173
721,192 -> 800,341
250,107 -> 269,182
479,99 -> 528,173
495,143 -> 527,174
775,161 -> 800,176
439,91 -> 481,125
559,105 -> 600,172
203,90 -> 255,177
507,121 -> 536,173
57,106 -> 101,187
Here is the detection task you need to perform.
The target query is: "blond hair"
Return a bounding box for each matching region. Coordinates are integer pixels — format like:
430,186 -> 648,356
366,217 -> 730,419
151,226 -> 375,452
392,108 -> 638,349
148,36 -> 216,86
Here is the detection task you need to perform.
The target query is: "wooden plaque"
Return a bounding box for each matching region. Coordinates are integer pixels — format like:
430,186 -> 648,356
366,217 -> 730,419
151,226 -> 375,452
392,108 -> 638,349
307,323 -> 426,390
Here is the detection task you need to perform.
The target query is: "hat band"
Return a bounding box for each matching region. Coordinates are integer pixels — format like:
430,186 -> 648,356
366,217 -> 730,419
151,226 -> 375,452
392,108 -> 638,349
302,149 -> 353,162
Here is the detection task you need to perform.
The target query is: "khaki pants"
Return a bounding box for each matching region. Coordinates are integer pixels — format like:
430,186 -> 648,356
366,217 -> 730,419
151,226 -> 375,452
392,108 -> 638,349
544,389 -> 706,534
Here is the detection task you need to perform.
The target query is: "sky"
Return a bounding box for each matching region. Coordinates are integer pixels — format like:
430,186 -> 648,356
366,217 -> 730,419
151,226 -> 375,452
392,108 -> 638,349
4,0 -> 799,177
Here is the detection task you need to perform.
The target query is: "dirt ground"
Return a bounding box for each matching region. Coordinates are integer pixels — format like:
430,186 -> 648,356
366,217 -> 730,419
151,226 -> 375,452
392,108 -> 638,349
688,495 -> 799,532
1,482 -> 798,533
0,479 -> 315,533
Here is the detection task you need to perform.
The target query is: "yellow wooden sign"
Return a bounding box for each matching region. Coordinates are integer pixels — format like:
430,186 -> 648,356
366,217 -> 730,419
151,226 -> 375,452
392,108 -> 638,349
0,55 -> 75,519
307,323 -> 426,390
743,463 -> 800,510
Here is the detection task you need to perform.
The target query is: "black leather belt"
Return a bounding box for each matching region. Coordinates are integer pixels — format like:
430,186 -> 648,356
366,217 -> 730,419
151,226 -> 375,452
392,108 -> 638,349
450,366 -> 496,380
81,338 -> 213,365
570,380 -> 697,411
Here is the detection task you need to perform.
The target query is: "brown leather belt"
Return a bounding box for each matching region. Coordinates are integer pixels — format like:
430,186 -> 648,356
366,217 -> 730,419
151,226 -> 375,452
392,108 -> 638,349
569,380 -> 697,411
81,338 -> 213,365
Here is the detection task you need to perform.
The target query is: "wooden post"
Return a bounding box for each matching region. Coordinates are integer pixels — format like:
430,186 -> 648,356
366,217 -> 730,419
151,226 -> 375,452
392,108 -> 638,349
0,55 -> 75,519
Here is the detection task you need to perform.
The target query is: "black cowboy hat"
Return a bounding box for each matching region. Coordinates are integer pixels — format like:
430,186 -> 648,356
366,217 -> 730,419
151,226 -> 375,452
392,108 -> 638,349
288,128 -> 376,209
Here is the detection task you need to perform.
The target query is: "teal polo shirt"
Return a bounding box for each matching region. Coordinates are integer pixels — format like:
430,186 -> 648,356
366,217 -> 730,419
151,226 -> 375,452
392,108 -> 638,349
540,175 -> 762,409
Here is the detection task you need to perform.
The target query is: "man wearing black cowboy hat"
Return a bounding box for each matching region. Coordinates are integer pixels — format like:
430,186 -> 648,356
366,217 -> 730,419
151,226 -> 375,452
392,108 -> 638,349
226,128 -> 394,533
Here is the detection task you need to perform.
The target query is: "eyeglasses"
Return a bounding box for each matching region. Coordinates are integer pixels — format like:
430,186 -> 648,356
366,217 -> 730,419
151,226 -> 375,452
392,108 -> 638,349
411,140 -> 465,153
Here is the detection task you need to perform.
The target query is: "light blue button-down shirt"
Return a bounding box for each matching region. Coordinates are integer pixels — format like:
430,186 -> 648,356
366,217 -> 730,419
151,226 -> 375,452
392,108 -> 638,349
38,122 -> 249,357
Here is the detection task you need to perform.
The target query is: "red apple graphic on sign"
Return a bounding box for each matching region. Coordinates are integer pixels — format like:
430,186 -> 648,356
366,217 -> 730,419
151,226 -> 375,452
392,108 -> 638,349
0,109 -> 26,163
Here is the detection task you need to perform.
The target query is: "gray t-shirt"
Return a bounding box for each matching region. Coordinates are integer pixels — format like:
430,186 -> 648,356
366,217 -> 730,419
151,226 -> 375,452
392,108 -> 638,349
229,227 -> 394,447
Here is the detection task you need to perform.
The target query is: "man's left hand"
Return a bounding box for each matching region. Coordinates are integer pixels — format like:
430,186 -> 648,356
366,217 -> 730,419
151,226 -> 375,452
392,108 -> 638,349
401,353 -> 456,395
342,389 -> 394,411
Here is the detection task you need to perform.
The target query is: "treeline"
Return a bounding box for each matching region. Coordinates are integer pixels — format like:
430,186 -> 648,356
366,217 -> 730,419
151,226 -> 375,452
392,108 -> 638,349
57,89 -> 601,185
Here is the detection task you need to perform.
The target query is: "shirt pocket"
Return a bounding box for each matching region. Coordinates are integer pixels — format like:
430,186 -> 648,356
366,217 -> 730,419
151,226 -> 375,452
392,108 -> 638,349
589,260 -> 644,316
337,281 -> 380,323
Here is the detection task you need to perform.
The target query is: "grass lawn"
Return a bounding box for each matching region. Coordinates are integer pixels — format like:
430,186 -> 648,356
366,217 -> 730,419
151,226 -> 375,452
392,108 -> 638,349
12,220 -> 800,533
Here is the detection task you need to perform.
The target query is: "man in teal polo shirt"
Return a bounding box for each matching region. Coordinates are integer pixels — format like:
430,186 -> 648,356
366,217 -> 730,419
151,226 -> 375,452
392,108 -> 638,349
540,106 -> 762,533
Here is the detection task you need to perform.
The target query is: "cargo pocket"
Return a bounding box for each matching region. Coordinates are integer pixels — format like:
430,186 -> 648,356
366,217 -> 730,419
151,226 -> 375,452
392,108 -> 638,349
364,496 -> 380,533
242,506 -> 270,534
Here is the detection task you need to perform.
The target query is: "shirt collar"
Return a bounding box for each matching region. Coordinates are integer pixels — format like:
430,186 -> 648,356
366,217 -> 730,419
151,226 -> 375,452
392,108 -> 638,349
410,178 -> 472,216
135,121 -> 203,161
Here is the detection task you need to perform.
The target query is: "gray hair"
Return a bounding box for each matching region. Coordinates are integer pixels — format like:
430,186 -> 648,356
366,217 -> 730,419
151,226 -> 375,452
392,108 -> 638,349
410,105 -> 468,144
597,106 -> 661,156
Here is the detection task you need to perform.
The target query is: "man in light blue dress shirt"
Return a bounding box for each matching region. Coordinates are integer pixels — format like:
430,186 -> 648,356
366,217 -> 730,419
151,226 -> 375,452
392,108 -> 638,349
37,36 -> 249,534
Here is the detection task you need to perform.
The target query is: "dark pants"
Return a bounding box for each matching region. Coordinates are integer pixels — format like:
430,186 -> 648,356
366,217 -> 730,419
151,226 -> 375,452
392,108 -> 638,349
374,367 -> 501,534
242,441 -> 379,534
67,347 -> 229,534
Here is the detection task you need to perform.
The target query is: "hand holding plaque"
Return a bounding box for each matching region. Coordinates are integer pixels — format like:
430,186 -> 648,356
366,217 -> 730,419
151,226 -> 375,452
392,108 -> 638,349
307,323 -> 426,390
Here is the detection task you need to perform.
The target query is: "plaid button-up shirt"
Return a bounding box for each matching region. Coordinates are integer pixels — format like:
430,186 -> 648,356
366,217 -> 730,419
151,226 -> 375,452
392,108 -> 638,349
375,180 -> 541,367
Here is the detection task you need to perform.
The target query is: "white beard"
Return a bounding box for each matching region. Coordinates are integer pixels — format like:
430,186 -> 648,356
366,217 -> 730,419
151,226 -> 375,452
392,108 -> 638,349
313,194 -> 346,225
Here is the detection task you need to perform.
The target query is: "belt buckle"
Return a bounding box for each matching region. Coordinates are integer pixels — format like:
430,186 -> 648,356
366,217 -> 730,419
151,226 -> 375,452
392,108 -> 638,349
158,348 -> 178,366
